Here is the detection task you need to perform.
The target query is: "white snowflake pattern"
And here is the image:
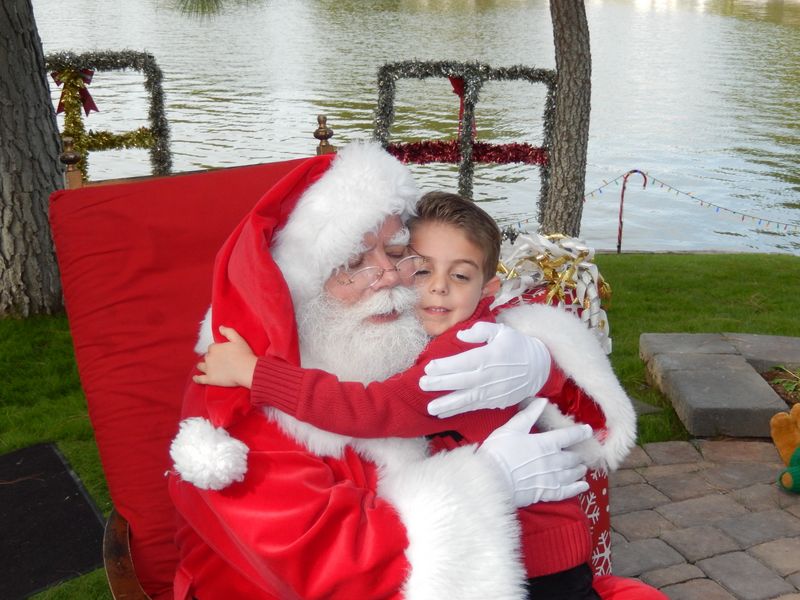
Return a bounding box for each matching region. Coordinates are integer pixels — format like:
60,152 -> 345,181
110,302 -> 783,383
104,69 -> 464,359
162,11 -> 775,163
580,490 -> 601,525
591,530 -> 612,576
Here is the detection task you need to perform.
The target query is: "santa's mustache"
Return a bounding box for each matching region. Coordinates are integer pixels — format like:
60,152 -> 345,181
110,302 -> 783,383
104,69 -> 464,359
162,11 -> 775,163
347,285 -> 419,322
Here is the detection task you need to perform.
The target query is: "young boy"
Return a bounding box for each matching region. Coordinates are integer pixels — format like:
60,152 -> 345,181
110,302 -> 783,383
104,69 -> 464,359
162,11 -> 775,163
196,191 -> 599,598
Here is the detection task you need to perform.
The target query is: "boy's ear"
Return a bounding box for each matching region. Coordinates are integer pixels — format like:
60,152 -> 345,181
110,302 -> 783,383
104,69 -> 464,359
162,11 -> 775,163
481,275 -> 501,298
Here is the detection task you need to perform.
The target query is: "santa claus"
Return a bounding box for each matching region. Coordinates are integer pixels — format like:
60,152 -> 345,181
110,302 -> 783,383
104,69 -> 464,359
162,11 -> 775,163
168,142 -> 662,599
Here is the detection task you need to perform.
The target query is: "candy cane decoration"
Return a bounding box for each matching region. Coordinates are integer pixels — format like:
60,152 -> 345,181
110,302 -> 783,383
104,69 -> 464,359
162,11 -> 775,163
617,169 -> 647,253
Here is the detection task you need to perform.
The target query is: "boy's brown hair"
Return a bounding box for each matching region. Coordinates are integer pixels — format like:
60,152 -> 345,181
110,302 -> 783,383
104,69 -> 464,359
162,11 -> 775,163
408,191 -> 501,282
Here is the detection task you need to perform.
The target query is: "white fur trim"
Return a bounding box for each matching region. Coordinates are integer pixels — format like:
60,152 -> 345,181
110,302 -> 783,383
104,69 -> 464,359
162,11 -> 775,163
265,407 -> 353,458
170,417 -> 249,490
497,304 -> 636,471
195,306 -> 213,355
373,442 -> 527,599
273,142 -> 420,307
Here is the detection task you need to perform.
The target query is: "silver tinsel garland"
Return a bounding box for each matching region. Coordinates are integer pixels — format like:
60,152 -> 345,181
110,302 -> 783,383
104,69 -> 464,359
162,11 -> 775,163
45,50 -> 172,176
373,60 -> 555,207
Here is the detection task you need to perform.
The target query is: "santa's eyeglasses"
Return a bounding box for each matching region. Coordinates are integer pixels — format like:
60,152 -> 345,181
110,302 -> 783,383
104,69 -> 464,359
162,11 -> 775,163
335,254 -> 425,290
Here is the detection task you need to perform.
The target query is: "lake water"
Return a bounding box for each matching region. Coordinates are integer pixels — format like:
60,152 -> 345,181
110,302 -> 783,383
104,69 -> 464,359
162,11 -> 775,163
33,0 -> 800,254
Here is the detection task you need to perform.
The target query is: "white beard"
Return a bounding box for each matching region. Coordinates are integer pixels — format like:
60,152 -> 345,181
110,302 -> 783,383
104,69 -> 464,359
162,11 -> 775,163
296,285 -> 429,384
266,285 -> 430,459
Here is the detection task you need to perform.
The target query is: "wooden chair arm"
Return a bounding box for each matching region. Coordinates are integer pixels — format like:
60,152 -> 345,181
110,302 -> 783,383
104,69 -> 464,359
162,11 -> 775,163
103,508 -> 151,600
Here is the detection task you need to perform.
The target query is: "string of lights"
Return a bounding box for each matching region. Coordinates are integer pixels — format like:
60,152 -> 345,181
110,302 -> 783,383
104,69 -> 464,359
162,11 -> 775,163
497,170 -> 799,236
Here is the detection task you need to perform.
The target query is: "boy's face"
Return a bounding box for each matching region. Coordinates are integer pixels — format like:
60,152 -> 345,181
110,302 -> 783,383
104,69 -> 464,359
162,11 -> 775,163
411,221 -> 499,336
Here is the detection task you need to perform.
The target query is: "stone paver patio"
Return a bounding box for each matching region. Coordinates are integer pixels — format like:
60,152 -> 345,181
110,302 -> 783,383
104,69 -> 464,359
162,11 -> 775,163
639,333 -> 800,438
612,441 -> 800,599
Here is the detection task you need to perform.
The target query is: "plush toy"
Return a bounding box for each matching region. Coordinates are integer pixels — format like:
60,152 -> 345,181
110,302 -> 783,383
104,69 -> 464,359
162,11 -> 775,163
769,403 -> 800,493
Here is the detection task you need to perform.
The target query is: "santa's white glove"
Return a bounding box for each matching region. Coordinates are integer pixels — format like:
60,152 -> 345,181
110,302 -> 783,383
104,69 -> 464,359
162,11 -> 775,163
421,322 -> 551,418
478,398 -> 592,508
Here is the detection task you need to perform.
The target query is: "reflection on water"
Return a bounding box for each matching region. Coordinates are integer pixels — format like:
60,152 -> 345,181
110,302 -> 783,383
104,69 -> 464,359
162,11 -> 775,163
33,0 -> 800,254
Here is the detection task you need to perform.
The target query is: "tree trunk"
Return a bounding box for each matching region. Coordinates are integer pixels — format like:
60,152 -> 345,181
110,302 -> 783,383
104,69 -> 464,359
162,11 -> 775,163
541,0 -> 591,237
0,0 -> 63,317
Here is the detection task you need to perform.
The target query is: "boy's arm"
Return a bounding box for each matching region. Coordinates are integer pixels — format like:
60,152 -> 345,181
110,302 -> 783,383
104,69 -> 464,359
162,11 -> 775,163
251,348 -> 475,438
250,337 -> 510,438
198,326 -> 483,438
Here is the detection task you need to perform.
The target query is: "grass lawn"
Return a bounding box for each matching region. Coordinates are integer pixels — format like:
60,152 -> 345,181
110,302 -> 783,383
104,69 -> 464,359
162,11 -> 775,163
0,315 -> 111,599
2,251 -> 798,597
595,252 -> 800,441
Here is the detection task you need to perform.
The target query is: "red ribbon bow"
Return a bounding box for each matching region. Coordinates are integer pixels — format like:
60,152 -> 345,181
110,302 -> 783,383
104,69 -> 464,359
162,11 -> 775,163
449,76 -> 477,140
51,69 -> 99,116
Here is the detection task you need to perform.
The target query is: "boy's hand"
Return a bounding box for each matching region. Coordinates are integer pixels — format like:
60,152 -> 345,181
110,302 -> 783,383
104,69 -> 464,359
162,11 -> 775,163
193,326 -> 257,388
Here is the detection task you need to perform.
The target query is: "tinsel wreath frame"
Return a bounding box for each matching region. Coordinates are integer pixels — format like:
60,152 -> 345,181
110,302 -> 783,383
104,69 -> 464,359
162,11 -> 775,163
373,60 -> 555,208
46,50 -> 172,179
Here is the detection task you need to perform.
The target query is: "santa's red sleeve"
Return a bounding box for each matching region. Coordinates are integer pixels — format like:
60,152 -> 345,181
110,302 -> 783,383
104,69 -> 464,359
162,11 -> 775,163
496,303 -> 637,471
537,366 -> 609,434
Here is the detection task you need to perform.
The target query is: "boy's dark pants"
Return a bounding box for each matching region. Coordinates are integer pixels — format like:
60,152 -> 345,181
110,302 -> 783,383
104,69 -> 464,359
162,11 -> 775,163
526,563 -> 601,600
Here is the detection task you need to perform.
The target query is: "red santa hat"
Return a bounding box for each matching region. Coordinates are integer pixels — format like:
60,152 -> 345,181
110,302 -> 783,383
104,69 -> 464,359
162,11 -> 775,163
273,141 -> 421,308
170,142 -> 420,490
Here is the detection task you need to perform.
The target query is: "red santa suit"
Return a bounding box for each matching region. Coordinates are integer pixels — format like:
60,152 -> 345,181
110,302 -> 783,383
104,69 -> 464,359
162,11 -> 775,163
248,296 -> 594,580
168,142 -> 665,600
169,144 -> 527,599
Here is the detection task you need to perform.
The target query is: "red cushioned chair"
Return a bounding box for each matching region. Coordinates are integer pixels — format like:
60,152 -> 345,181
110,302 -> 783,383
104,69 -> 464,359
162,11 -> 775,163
50,154 -> 318,599
50,128 -> 614,598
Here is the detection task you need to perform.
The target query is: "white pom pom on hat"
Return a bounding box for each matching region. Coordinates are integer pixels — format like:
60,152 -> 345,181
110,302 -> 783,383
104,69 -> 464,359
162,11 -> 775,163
170,417 -> 249,490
